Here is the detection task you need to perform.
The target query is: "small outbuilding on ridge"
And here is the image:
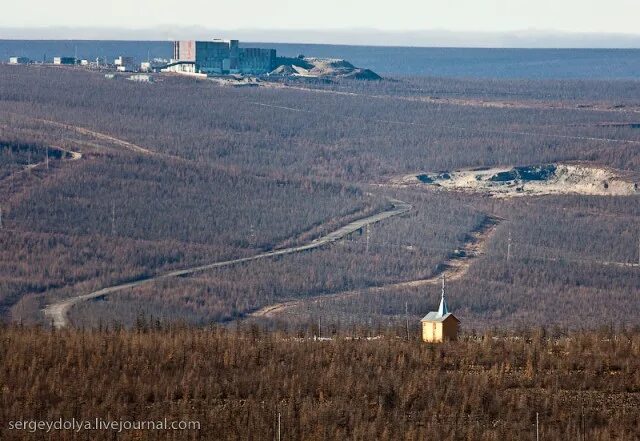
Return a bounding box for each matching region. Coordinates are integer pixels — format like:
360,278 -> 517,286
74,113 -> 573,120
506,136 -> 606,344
421,277 -> 460,343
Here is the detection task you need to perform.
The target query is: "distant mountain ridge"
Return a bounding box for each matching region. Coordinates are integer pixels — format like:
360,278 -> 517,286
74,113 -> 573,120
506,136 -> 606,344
2,27 -> 640,48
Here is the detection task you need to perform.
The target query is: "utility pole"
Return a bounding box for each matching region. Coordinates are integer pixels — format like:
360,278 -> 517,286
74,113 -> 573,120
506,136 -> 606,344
536,412 -> 539,441
365,224 -> 370,254
318,317 -> 321,338
111,202 -> 116,236
507,230 -> 512,262
405,301 -> 410,341
45,146 -> 49,170
277,412 -> 281,441
581,400 -> 585,441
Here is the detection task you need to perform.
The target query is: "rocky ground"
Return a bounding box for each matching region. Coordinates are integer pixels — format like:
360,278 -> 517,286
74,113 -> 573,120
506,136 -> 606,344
392,163 -> 639,197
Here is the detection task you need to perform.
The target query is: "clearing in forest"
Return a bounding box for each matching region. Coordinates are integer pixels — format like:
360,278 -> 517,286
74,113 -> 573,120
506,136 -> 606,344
393,163 -> 638,197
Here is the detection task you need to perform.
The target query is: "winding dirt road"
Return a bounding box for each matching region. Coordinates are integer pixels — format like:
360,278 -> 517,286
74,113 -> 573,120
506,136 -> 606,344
245,216 -> 503,319
43,199 -> 412,328
0,120 -> 83,180
20,145 -> 82,172
248,215 -> 501,319
263,82 -> 640,115
33,118 -> 154,155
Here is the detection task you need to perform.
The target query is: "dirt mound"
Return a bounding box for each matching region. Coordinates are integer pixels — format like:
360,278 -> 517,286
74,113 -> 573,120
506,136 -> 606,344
305,58 -> 356,75
270,57 -> 381,80
396,164 -> 638,198
270,65 -> 297,75
341,68 -> 382,80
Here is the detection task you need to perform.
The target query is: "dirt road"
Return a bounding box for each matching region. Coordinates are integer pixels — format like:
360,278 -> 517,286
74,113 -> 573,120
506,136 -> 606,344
0,120 -> 83,179
33,118 -> 154,155
248,215 -> 501,319
43,199 -> 412,328
1,145 -> 82,185
263,82 -> 640,115
252,100 -> 640,147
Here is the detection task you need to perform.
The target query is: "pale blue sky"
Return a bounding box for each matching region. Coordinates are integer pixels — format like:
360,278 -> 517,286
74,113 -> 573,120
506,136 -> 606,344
3,0 -> 639,34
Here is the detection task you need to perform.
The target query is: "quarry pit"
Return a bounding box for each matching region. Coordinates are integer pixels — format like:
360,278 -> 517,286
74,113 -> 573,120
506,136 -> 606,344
393,163 -> 638,197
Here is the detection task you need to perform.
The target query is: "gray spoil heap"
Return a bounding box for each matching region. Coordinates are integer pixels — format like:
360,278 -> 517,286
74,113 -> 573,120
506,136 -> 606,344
270,56 -> 381,80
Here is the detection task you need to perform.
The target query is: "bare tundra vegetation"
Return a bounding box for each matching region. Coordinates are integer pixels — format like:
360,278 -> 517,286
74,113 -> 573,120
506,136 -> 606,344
0,58 -> 639,441
0,325 -> 639,441
0,64 -> 638,330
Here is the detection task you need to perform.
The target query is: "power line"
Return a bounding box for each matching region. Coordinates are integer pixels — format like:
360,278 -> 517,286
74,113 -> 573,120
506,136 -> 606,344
356,234 -> 637,269
249,101 -> 640,146
352,229 -> 637,268
508,241 -> 640,268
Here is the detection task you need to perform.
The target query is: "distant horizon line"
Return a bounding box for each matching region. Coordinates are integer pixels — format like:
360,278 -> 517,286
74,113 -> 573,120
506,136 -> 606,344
1,27 -> 640,49
1,39 -> 640,51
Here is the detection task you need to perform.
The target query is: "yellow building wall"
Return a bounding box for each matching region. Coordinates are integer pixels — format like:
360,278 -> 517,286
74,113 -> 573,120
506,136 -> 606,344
422,318 -> 458,343
422,321 -> 443,343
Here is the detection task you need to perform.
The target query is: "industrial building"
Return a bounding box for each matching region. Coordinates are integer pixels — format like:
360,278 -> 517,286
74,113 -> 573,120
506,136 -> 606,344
421,277 -> 460,343
114,56 -> 134,72
9,57 -> 29,64
53,57 -> 76,65
170,39 -> 276,75
140,58 -> 170,73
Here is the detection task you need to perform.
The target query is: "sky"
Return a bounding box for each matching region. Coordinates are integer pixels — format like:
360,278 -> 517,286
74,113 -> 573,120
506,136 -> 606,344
1,0 -> 640,45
